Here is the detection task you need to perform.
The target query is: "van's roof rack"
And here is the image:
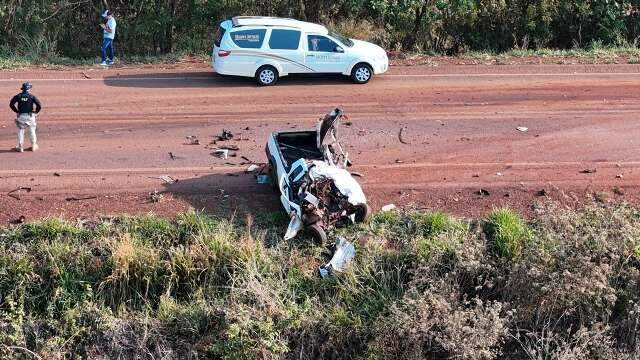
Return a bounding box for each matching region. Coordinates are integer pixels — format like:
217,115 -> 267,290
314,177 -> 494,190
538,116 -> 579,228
230,16 -> 327,33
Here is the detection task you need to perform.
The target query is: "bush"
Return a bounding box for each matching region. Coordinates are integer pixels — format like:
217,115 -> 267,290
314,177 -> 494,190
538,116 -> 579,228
2,205 -> 640,358
485,208 -> 530,259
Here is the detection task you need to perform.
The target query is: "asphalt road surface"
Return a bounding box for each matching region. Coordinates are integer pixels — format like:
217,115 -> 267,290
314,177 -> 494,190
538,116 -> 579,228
1,63 -> 640,223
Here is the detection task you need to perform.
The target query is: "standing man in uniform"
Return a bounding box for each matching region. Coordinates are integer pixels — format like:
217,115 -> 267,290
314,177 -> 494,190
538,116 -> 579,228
9,82 -> 42,152
99,10 -> 117,65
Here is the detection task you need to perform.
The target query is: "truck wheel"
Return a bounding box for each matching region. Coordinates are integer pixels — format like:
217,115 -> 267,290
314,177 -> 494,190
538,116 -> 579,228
307,223 -> 327,245
351,63 -> 372,84
256,65 -> 278,86
354,203 -> 372,223
269,161 -> 278,192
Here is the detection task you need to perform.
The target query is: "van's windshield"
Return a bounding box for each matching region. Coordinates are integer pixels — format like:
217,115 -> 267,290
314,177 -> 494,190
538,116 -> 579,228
329,31 -> 353,47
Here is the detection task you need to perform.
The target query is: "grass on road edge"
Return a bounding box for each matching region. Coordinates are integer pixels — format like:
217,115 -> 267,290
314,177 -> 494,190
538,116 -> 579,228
1,203 -> 640,359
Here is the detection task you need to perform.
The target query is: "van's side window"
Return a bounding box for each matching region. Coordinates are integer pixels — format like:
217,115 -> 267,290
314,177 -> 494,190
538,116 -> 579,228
231,29 -> 266,48
307,35 -> 338,52
269,29 -> 301,50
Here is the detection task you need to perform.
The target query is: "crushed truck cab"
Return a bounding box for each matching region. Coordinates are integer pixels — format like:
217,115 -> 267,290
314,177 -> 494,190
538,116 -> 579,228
266,108 -> 370,243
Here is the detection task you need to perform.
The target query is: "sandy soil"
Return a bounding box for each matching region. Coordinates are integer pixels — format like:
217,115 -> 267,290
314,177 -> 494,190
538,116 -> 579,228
1,63 -> 640,223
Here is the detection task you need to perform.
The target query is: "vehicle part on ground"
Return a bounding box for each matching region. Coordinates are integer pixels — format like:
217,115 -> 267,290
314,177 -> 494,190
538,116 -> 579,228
266,108 -> 369,241
319,237 -> 356,278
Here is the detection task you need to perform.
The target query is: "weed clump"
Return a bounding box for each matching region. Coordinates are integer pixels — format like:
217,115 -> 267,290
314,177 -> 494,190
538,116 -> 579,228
485,208 -> 530,259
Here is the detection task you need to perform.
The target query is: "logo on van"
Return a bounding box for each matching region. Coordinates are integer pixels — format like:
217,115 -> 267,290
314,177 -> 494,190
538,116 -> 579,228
234,34 -> 260,42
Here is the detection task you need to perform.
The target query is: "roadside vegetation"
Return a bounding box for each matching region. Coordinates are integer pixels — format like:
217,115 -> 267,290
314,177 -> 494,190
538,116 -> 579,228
2,1 -> 640,65
2,203 -> 640,358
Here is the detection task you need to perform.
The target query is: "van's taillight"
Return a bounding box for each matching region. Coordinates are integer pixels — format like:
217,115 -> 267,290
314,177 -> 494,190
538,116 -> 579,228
218,50 -> 231,57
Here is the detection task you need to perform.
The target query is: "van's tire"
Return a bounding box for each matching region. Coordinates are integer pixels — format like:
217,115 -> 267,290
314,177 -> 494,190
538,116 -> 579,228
307,223 -> 327,245
256,65 -> 279,86
354,203 -> 372,223
351,63 -> 373,84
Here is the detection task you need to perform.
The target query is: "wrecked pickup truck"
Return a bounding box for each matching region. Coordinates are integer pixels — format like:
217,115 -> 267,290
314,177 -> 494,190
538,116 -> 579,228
266,108 -> 371,243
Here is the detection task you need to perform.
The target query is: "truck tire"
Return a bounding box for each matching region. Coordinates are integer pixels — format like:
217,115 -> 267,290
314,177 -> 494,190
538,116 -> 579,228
351,63 -> 373,84
307,223 -> 327,245
354,203 -> 372,223
256,65 -> 278,86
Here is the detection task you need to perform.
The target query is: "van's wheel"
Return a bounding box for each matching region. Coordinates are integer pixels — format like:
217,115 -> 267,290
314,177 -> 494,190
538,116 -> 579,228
256,65 -> 278,86
354,203 -> 372,223
307,223 -> 327,245
269,161 -> 278,192
351,63 -> 372,84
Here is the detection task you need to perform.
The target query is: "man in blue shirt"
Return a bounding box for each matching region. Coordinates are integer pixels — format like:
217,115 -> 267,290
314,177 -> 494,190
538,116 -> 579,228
100,10 -> 116,65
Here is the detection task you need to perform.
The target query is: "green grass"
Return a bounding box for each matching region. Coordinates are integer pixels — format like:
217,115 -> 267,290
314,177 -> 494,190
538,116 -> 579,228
484,208 -> 530,259
2,205 -> 640,358
0,51 -> 208,69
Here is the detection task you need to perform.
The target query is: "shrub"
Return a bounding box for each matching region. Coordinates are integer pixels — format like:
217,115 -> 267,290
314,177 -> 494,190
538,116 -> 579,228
485,208 -> 530,259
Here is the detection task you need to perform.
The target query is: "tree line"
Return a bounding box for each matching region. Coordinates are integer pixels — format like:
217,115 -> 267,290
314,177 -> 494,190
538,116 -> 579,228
1,0 -> 639,59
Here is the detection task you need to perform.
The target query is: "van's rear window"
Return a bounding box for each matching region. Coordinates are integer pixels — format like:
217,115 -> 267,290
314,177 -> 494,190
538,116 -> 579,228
231,29 -> 267,48
215,26 -> 226,47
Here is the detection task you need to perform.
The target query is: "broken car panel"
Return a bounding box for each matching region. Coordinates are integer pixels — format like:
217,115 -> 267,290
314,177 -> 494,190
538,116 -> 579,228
266,108 -> 371,243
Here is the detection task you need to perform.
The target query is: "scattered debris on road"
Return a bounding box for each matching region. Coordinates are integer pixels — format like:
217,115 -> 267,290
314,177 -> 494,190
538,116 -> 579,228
246,164 -> 261,173
185,136 -> 200,145
215,129 -> 234,141
398,126 -> 409,144
65,195 -> 98,201
535,189 -> 548,197
381,204 -> 397,212
7,187 -> 32,200
168,152 -> 180,160
160,175 -> 178,184
580,169 -> 597,174
212,149 -> 229,159
477,189 -> 490,196
350,171 -> 364,177
218,144 -> 240,151
496,172 -> 503,176
319,237 -> 356,279
149,190 -> 163,203
516,126 -> 528,132
11,215 -> 26,224
53,172 -> 61,177
614,187 -> 625,195
616,174 -> 624,179
81,72 -> 92,79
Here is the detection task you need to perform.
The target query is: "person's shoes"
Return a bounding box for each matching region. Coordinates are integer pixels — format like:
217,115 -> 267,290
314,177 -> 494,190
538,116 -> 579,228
107,60 -> 115,65
14,146 -> 23,153
31,144 -> 39,152
100,61 -> 108,66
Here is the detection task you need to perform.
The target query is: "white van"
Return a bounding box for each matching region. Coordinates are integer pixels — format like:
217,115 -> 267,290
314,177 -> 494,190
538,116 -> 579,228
212,16 -> 389,86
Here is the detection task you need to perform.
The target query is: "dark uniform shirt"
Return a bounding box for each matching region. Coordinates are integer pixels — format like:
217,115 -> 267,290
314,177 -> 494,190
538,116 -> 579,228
10,92 -> 42,114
